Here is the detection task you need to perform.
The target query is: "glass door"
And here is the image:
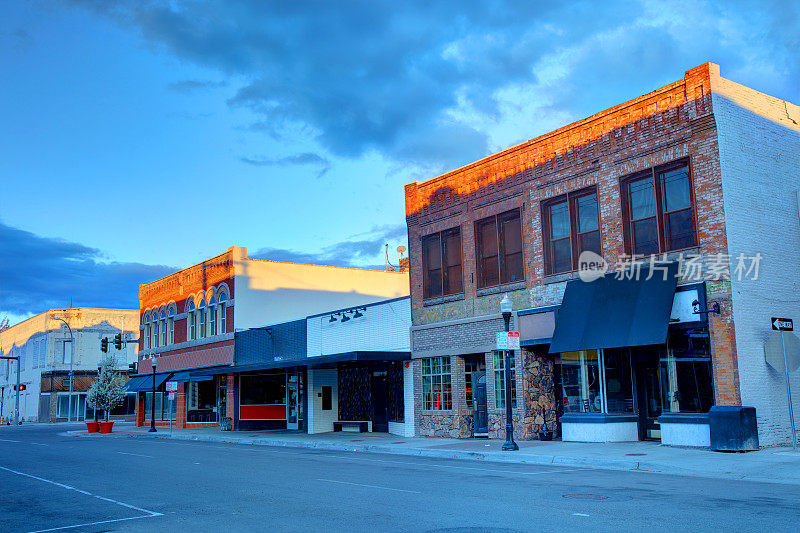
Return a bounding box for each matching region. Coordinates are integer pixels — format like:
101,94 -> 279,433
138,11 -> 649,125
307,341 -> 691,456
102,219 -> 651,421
286,371 -> 299,430
633,347 -> 663,440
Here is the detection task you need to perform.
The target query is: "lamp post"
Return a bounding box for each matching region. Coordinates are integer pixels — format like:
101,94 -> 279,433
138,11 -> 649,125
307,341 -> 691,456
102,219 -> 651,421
149,356 -> 157,433
500,295 -> 518,451
52,317 -> 75,422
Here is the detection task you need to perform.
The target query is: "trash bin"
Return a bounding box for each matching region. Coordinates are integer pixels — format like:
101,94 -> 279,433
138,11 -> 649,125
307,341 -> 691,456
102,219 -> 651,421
219,417 -> 232,431
708,406 -> 759,451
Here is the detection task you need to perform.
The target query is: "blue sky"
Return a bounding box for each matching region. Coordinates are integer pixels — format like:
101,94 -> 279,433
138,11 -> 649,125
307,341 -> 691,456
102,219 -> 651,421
1,0 -> 798,323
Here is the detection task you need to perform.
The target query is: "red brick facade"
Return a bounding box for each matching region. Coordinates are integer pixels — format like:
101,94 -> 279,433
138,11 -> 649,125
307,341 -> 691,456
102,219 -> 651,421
405,63 -> 741,438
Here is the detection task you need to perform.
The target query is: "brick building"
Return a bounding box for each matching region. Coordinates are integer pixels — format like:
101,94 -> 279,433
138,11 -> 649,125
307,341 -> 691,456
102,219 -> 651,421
0,308 -> 138,423
132,246 -> 409,431
404,63 -> 799,446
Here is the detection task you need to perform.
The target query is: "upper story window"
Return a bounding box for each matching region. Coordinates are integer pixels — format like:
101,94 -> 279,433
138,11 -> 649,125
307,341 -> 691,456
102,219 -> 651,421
187,300 -> 196,340
475,208 -> 524,289
198,300 -> 206,338
143,314 -> 150,349
621,161 -> 696,256
208,297 -> 217,336
217,293 -> 227,334
421,227 -> 463,299
151,315 -> 158,348
167,308 -> 175,345
542,187 -> 601,275
159,311 -> 167,346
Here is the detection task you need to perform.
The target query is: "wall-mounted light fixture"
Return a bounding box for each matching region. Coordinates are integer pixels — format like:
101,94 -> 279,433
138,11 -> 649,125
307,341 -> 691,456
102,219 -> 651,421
340,312 -> 351,323
352,307 -> 366,318
329,313 -> 339,323
692,299 -> 720,316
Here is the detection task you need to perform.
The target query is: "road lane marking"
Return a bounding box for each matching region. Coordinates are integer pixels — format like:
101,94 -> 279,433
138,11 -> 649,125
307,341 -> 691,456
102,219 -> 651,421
31,442 -> 48,446
117,451 -> 153,458
317,478 -> 421,494
0,465 -> 163,532
573,513 -> 590,517
0,438 -> 21,442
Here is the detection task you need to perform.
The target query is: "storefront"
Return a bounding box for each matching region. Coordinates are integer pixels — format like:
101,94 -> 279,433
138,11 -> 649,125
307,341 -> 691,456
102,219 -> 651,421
547,264 -> 714,446
235,368 -> 306,431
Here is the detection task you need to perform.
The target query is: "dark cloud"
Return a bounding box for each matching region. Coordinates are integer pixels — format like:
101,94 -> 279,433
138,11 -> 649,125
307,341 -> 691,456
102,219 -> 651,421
73,1 -> 799,168
167,79 -> 227,93
0,222 -> 175,316
240,152 -> 331,178
251,223 -> 407,269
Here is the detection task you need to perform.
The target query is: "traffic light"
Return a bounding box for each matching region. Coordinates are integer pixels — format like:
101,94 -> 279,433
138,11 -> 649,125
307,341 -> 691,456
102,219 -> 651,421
13,384 -> 26,392
100,337 -> 109,353
114,333 -> 123,350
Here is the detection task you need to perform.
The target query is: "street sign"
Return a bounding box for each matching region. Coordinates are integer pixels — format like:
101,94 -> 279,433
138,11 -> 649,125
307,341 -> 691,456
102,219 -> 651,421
765,332 -> 800,372
166,381 -> 177,393
508,332 -> 520,350
496,332 -> 520,350
772,317 -> 793,331
496,332 -> 508,350
168,392 -> 176,401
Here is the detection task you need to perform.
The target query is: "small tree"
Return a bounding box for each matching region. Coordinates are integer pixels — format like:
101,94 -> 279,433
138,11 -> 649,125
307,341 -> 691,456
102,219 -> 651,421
87,354 -> 126,421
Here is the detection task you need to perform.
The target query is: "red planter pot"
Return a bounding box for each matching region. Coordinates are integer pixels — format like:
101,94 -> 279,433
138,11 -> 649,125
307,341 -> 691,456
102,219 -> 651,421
86,422 -> 99,433
98,421 -> 114,434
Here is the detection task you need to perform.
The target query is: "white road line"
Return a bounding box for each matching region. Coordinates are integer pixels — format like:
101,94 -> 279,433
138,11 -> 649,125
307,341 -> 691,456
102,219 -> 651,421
573,513 -> 590,517
317,478 -> 422,494
117,451 -> 154,458
0,465 -> 163,532
0,438 -> 21,443
31,442 -> 48,446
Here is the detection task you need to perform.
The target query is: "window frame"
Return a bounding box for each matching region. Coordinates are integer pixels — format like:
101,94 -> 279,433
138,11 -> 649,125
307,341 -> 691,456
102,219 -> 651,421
217,294 -> 227,334
541,186 -> 602,275
620,159 -> 697,256
492,351 -> 517,410
421,226 -> 463,299
167,308 -> 175,345
187,300 -> 196,340
474,208 -> 525,289
421,356 -> 452,411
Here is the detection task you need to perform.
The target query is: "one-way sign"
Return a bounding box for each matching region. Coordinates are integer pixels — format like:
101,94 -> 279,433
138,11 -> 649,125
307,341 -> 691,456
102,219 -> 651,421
772,317 -> 793,331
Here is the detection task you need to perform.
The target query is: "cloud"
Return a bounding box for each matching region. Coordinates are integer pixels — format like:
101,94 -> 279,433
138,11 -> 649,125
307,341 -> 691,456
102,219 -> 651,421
73,1 -> 799,169
251,223 -> 407,269
0,222 -> 175,316
240,152 -> 331,178
167,79 -> 227,93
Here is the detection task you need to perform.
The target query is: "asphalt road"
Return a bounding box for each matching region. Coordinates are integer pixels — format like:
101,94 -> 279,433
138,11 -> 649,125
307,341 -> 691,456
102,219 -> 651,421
0,424 -> 798,532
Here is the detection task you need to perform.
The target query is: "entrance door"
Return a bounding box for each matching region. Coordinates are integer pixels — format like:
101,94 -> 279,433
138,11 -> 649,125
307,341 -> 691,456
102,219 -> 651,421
286,372 -> 299,430
633,348 -> 662,440
371,372 -> 389,433
473,372 -> 488,437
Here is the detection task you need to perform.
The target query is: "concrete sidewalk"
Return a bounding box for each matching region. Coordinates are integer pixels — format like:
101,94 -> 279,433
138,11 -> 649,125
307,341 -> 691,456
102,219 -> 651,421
68,422 -> 800,485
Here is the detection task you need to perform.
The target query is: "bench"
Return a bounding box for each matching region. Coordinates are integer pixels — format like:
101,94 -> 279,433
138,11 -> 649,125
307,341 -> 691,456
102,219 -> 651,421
333,421 -> 369,433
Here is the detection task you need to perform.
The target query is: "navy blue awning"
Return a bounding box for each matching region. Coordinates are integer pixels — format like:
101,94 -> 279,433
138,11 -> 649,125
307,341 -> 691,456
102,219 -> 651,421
233,351 -> 410,373
549,263 -> 678,353
125,373 -> 172,392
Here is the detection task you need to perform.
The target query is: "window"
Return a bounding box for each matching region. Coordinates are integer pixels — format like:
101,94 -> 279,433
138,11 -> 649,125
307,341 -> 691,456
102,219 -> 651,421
151,316 -> 158,348
464,356 -> 485,405
187,379 -> 219,422
57,393 -> 86,420
159,311 -> 167,346
322,386 -> 332,411
603,348 -> 634,414
143,315 -> 151,349
661,326 -> 714,413
198,300 -> 206,338
208,298 -> 217,336
422,357 -> 452,410
187,300 -> 196,340
493,351 -> 516,409
217,294 -> 227,334
62,340 -> 73,365
144,391 -> 176,422
475,209 -> 524,288
422,227 -> 463,298
542,188 -> 601,275
561,350 -> 601,413
622,161 -> 696,255
167,309 -> 175,344
240,373 -> 286,405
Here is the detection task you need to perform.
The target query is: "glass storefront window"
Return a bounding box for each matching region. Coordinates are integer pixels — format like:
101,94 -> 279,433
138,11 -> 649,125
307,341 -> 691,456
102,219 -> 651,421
187,379 -> 220,422
493,351 -> 516,409
422,356 -> 452,410
561,350 -> 601,413
57,393 -> 86,420
144,391 -> 176,422
661,327 -> 714,413
603,348 -> 634,413
240,373 -> 286,406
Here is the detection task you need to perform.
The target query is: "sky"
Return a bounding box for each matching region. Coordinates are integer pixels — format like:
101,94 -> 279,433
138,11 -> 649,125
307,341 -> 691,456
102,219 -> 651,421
1,0 -> 798,324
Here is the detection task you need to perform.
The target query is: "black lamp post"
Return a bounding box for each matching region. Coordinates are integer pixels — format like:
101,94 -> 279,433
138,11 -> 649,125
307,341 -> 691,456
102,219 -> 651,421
149,357 -> 157,433
500,295 -> 518,451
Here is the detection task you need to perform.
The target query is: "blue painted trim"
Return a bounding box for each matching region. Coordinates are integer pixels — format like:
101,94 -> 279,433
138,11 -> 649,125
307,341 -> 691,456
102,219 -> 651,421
658,413 -> 709,425
517,305 -> 560,316
520,338 -> 552,346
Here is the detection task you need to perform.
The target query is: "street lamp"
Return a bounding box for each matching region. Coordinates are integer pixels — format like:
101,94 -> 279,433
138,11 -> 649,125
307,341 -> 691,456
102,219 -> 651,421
500,295 -> 518,451
149,356 -> 157,433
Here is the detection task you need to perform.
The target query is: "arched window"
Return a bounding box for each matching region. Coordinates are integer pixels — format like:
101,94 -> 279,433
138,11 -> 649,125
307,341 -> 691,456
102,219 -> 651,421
198,300 -> 206,338
143,313 -> 151,349
160,311 -> 167,346
167,308 -> 175,344
217,293 -> 227,334
187,300 -> 196,340
151,314 -> 158,348
208,297 -> 216,336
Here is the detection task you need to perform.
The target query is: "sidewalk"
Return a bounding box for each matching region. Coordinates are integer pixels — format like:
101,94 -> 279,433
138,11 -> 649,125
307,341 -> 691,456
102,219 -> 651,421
68,423 -> 800,485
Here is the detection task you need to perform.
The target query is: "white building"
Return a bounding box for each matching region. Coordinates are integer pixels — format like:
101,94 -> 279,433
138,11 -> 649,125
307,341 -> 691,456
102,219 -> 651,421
0,308 -> 139,423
